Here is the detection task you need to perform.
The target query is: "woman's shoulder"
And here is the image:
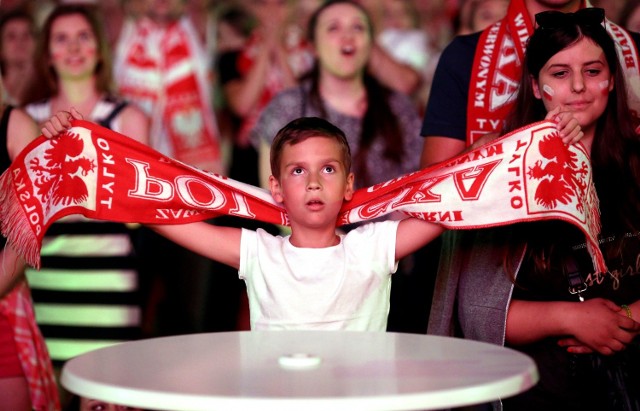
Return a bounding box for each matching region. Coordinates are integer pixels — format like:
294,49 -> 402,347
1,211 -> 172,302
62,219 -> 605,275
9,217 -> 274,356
116,101 -> 147,122
114,105 -> 149,144
259,85 -> 310,122
251,99 -> 300,146
97,96 -> 149,144
9,106 -> 39,132
94,96 -> 142,118
250,82 -> 316,146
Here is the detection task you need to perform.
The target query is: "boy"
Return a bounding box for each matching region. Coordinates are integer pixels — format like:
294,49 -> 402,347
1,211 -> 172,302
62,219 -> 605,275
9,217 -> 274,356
42,114 -> 444,331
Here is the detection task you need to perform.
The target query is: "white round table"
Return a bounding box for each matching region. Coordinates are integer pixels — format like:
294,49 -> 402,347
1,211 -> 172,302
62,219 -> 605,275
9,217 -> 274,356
61,331 -> 538,411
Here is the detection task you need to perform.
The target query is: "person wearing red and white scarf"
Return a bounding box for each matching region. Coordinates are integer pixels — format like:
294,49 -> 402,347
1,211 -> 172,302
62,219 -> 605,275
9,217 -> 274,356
420,0 -> 640,167
114,0 -> 222,174
429,9 -> 640,410
419,2 -> 640,378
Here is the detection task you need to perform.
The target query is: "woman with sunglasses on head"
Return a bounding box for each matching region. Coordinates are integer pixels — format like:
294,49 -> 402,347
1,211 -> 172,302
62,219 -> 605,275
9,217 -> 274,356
420,0 -> 640,169
429,8 -> 640,410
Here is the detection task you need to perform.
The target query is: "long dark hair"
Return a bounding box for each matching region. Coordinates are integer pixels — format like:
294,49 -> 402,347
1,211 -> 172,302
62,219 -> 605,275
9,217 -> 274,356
304,0 -> 404,186
503,14 -> 640,275
24,4 -> 113,104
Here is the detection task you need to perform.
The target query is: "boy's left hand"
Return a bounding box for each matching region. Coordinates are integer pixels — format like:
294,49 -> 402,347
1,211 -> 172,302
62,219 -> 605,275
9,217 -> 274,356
546,106 -> 583,145
41,107 -> 83,139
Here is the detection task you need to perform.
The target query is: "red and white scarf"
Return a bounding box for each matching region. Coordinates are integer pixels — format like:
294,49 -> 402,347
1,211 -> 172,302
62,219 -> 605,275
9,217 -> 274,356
0,282 -> 59,410
467,0 -> 640,145
0,120 -> 606,274
114,16 -> 222,173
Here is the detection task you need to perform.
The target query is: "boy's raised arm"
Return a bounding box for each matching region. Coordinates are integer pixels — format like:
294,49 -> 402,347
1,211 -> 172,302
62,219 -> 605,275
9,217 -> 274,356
149,223 -> 242,270
395,218 -> 445,261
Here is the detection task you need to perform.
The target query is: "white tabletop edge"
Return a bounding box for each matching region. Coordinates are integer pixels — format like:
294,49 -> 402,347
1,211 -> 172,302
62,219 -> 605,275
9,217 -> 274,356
62,362 -> 538,411
60,331 -> 539,411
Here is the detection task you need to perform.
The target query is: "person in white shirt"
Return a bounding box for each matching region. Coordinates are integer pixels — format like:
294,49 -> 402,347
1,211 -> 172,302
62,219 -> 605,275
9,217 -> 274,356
43,114 -> 445,332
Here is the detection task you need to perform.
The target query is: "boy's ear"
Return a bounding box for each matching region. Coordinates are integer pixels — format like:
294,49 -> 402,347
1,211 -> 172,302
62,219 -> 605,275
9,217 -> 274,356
343,172 -> 355,201
269,175 -> 285,203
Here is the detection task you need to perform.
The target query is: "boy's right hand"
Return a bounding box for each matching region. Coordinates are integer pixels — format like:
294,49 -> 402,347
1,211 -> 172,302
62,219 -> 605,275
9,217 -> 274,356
41,107 -> 84,139
546,106 -> 583,145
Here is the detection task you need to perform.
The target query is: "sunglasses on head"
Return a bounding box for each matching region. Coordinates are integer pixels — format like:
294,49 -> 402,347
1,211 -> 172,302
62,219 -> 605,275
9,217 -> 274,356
535,7 -> 605,30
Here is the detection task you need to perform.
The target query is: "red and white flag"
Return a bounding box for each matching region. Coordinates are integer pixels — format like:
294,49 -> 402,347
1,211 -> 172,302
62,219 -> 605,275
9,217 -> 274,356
114,17 -> 222,173
0,120 -> 606,273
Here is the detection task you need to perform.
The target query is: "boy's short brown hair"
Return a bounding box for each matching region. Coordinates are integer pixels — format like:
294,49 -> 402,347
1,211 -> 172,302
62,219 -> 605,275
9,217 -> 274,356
270,117 -> 352,179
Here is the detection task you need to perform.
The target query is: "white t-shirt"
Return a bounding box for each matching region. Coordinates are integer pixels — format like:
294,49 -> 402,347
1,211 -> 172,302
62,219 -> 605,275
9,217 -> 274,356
239,220 -> 400,331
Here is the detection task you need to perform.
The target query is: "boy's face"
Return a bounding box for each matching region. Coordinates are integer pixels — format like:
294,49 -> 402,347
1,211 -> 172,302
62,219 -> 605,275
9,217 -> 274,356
269,136 -> 354,231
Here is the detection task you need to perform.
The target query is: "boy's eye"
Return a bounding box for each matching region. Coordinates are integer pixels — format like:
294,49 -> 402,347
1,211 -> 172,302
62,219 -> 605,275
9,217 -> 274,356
322,165 -> 335,173
292,167 -> 304,175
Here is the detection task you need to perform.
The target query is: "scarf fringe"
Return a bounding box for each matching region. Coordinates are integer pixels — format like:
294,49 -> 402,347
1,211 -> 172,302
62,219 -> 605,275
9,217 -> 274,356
0,170 -> 40,269
586,183 -> 606,274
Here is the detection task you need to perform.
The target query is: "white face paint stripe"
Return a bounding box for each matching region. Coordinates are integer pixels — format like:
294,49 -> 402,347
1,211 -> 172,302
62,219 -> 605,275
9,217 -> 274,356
598,80 -> 610,90
543,84 -> 555,97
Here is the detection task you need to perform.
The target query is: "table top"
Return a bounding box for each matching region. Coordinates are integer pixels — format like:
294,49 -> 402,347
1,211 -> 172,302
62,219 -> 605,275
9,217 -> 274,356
61,331 -> 538,411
